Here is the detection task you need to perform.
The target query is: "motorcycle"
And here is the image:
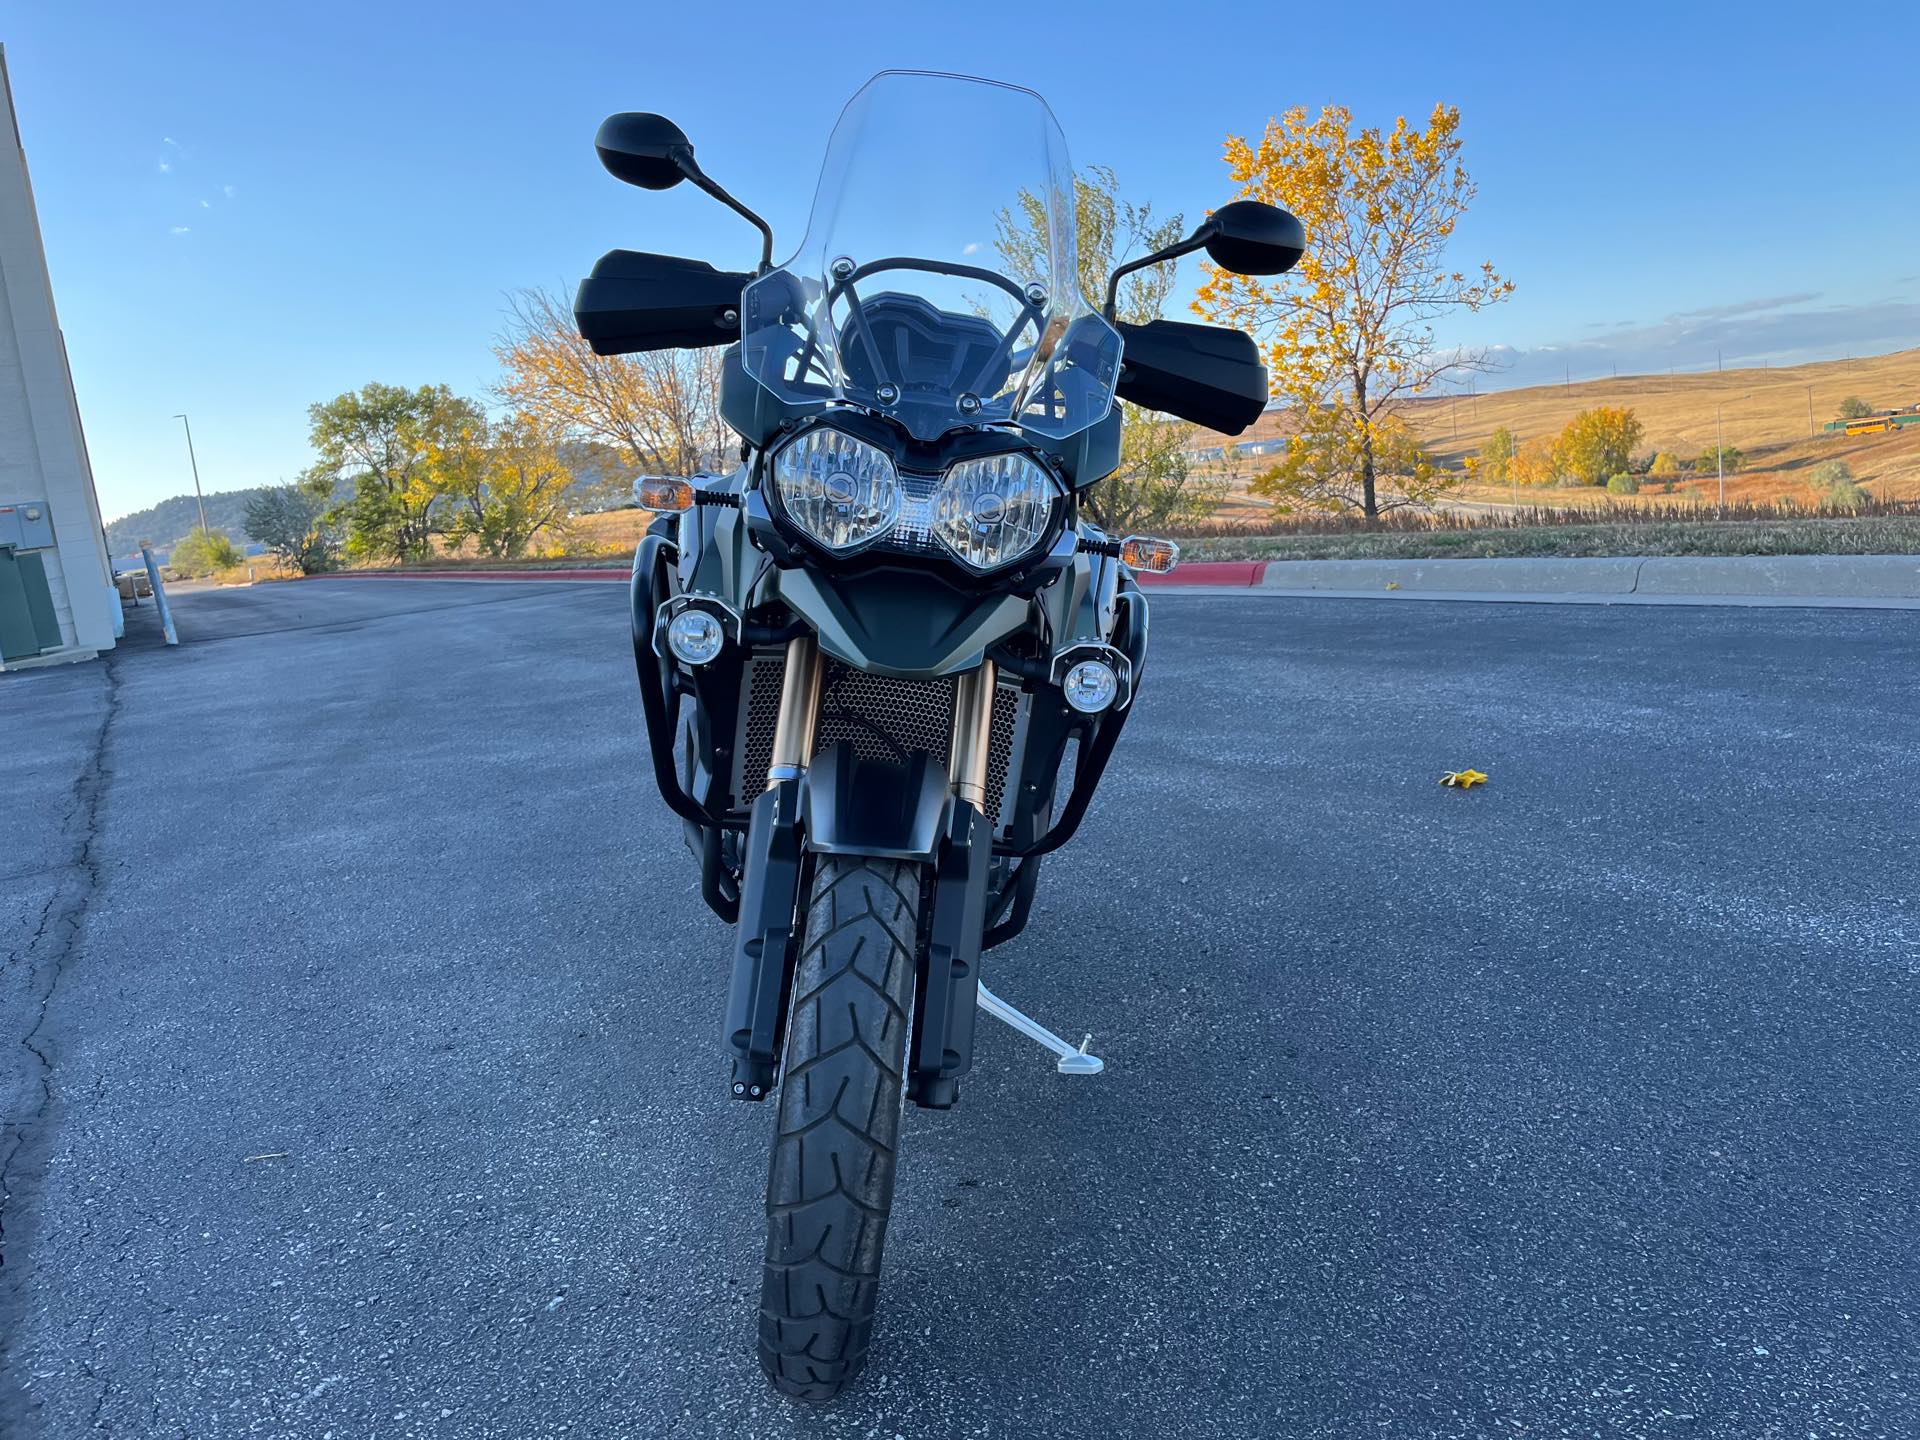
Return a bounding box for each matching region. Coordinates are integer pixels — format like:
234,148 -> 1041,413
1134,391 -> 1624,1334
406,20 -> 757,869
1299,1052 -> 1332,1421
574,70 -> 1303,1400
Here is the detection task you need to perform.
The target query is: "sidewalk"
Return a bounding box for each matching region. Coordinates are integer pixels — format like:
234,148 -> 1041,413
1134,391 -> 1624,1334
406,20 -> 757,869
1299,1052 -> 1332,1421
1152,553 -> 1920,608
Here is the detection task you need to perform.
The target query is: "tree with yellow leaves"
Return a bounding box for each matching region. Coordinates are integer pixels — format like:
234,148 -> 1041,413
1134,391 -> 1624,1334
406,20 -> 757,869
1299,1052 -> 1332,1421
1255,405 -> 1438,513
1197,104 -> 1513,518
1550,406 -> 1644,487
1510,436 -> 1558,488
440,413 -> 577,559
494,288 -> 728,475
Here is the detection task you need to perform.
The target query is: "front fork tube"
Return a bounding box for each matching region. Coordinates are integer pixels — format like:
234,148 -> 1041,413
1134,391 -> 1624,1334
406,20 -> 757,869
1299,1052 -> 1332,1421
722,642 -> 1000,1109
724,636 -> 820,1100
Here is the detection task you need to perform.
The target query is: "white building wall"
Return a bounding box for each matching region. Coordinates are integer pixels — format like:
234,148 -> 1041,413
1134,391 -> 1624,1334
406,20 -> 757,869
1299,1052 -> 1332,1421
0,46 -> 117,656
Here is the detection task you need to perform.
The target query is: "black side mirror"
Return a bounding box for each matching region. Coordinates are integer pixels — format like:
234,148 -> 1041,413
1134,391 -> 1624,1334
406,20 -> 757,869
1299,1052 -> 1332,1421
592,111 -> 775,271
595,112 -> 695,190
1201,200 -> 1305,277
1102,200 -> 1307,318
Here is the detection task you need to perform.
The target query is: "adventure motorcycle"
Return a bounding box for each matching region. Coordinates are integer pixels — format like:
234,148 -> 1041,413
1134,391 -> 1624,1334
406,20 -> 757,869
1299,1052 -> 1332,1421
574,71 -> 1303,1401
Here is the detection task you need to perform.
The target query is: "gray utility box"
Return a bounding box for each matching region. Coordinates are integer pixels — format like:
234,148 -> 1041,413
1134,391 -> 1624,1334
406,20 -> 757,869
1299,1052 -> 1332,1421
0,499 -> 62,660
0,500 -> 56,550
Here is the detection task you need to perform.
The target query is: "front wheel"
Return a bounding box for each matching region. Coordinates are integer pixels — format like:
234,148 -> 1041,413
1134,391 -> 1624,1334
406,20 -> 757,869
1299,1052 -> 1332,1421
759,856 -> 922,1401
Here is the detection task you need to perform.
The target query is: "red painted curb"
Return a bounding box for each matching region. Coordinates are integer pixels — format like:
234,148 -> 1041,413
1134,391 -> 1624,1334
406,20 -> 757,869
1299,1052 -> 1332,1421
1134,560 -> 1268,587
312,560 -> 1270,588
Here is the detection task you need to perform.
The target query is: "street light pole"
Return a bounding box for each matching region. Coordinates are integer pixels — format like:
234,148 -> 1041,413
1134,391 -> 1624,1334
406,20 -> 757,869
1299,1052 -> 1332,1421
173,413 -> 209,536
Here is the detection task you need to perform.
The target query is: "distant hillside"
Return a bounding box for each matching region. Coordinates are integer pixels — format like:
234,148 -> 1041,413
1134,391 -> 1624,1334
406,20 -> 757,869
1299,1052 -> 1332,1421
106,487 -> 275,558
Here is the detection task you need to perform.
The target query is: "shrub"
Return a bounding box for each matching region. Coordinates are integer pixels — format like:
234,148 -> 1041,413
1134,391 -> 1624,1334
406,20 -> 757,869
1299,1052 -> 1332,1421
1820,481 -> 1870,511
244,477 -> 341,574
1837,396 -> 1874,421
1696,445 -> 1745,476
169,527 -> 242,576
1807,460 -> 1855,495
1648,452 -> 1680,477
1606,473 -> 1640,495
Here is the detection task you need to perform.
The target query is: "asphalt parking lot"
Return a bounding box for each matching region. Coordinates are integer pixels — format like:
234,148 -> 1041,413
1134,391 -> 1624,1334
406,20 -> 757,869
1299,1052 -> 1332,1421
2,578 -> 1916,1439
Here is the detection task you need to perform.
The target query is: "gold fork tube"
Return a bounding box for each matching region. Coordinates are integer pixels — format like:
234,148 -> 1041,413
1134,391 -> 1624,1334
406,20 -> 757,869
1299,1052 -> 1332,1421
948,659 -> 998,810
766,635 -> 824,787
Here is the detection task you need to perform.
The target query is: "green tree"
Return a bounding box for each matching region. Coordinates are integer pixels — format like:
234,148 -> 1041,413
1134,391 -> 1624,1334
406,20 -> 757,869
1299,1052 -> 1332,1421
1606,472 -> 1639,495
307,382 -> 479,562
1551,406 -> 1645,486
244,474 -> 341,574
1696,444 -> 1745,476
995,165 -> 1224,531
1478,427 -> 1516,483
1837,396 -> 1873,420
169,526 -> 241,576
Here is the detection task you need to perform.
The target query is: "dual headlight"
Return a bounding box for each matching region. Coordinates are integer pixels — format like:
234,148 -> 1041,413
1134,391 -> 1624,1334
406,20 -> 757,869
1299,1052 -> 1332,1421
770,427 -> 1058,573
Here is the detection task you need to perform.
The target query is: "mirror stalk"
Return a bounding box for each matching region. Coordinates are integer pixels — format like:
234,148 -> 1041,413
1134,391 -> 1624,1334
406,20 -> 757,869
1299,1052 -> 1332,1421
1102,201 -> 1306,319
674,153 -> 775,275
1102,231 -> 1209,322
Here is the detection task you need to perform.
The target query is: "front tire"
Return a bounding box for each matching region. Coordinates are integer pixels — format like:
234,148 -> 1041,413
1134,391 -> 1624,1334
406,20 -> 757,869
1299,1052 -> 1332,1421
759,856 -> 921,1401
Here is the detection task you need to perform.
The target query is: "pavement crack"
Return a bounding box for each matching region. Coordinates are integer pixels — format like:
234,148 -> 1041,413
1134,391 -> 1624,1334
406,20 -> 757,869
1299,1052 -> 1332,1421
0,655 -> 120,1305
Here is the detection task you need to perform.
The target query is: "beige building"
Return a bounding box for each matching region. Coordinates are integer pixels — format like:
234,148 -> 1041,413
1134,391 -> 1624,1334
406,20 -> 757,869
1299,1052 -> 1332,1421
0,45 -> 120,665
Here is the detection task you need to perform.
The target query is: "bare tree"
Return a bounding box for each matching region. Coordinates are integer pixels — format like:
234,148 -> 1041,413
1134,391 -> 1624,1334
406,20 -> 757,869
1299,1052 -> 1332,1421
494,288 -> 730,475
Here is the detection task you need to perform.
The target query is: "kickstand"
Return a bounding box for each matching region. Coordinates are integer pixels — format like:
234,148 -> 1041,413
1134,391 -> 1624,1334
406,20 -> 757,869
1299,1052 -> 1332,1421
975,982 -> 1105,1075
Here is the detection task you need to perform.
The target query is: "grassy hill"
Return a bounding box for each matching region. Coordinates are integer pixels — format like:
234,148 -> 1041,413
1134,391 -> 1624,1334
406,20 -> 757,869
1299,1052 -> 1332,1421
1196,346 -> 1920,520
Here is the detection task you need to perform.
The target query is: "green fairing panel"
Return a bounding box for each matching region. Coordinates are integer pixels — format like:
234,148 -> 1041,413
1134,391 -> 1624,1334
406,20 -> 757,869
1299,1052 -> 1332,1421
677,479 -> 767,606
1036,548 -> 1121,650
770,567 -> 1029,680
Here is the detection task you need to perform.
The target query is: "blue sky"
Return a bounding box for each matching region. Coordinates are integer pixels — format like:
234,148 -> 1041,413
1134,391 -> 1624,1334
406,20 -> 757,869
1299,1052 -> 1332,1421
8,0 -> 1917,520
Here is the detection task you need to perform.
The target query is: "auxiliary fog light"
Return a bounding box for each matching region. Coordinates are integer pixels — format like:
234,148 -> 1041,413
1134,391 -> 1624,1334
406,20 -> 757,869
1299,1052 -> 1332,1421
1062,659 -> 1120,714
667,609 -> 725,666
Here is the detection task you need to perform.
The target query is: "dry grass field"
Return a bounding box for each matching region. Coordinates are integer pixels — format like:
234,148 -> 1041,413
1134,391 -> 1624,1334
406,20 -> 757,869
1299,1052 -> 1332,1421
1196,346 -> 1920,521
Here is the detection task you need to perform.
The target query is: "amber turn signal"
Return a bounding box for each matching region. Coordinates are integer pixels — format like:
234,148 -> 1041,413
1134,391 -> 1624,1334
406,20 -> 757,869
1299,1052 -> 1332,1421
1120,535 -> 1180,574
635,476 -> 695,512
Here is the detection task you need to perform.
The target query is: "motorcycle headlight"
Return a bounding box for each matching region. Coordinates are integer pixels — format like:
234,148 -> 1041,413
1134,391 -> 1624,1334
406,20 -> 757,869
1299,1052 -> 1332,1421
772,427 -> 901,552
932,453 -> 1059,572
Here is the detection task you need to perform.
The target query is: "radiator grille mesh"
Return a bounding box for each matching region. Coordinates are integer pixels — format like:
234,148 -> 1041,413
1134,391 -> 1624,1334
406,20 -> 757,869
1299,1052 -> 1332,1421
732,651 -> 1023,826
737,653 -> 787,789
815,662 -> 957,765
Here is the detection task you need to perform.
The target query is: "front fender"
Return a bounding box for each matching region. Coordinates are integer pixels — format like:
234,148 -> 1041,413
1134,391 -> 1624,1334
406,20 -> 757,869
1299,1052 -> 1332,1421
799,743 -> 952,860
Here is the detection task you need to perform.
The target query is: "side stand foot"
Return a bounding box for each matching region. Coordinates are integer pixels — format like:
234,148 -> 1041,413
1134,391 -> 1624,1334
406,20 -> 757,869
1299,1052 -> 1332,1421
976,982 -> 1105,1076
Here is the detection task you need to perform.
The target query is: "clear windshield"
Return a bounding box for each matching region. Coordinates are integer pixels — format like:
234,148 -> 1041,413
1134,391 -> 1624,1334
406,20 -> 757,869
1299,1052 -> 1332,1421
739,71 -> 1122,444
